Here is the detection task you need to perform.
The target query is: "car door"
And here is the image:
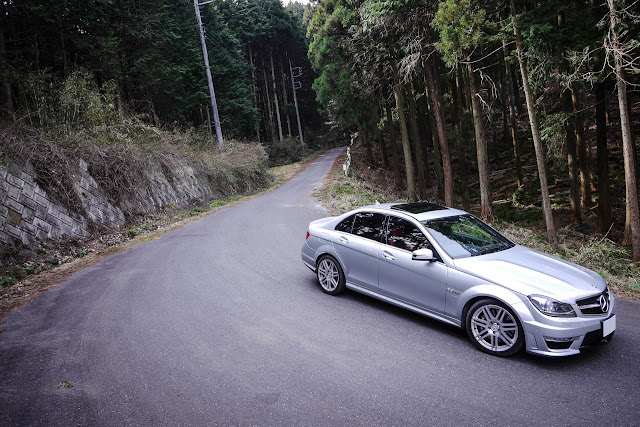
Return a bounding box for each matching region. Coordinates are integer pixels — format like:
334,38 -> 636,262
378,215 -> 448,314
332,212 -> 385,290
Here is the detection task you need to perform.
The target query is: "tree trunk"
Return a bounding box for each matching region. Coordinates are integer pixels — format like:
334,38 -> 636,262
385,96 -> 403,187
391,59 -> 416,201
248,44 -> 260,143
361,127 -> 374,165
0,30 -> 14,119
562,87 -> 581,224
428,108 -> 445,202
374,104 -> 389,169
377,126 -> 389,169
262,57 -> 276,142
407,82 -> 426,198
510,63 -> 523,118
420,82 -> 444,201
594,72 -> 611,232
270,49 -> 283,142
608,0 -> 640,262
453,65 -> 471,211
572,85 -> 590,211
33,28 -> 40,73
59,23 -> 68,76
467,62 -> 494,222
280,57 -> 292,137
423,54 -> 454,207
111,75 -> 122,117
502,39 -> 523,188
511,0 -> 556,244
414,81 -> 432,188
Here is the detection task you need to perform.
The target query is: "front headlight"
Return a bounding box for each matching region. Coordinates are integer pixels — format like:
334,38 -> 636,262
528,295 -> 576,317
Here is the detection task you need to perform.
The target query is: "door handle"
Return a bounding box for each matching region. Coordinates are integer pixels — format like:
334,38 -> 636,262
339,236 -> 349,244
382,251 -> 395,261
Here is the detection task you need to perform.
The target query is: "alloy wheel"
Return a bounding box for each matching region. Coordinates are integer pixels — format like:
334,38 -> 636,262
317,258 -> 339,292
470,303 -> 520,353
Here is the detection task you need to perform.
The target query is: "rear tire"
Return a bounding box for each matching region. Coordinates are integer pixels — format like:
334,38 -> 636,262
466,299 -> 524,357
316,255 -> 345,295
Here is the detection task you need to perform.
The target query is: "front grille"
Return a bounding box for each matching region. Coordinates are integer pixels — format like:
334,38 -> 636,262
577,290 -> 610,315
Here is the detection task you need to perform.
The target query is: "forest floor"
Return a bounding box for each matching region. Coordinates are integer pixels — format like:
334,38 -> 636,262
0,156 -> 318,321
315,145 -> 640,302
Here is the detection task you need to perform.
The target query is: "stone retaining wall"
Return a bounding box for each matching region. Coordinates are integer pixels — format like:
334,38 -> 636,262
0,156 -> 234,266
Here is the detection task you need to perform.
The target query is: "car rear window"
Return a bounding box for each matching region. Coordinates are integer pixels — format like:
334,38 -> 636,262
335,214 -> 355,233
352,212 -> 385,241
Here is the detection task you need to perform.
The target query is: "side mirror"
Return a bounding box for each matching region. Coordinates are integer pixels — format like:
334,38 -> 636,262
412,248 -> 434,261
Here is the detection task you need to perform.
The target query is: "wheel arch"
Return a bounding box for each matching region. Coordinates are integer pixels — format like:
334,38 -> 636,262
314,248 -> 347,274
459,288 -> 525,332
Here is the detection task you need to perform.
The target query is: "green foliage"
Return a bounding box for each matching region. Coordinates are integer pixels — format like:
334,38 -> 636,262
125,228 -> 140,240
1,0 -> 319,145
539,112 -> 569,169
267,137 -> 304,166
125,220 -> 157,239
494,204 -> 543,227
210,195 -> 243,208
76,250 -> 87,258
511,186 -> 527,207
45,257 -> 59,265
24,261 -> 42,275
432,0 -> 490,66
17,68 -> 120,130
178,207 -> 206,218
0,276 -> 18,288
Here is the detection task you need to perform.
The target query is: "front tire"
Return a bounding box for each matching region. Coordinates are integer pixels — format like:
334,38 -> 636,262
316,255 -> 345,295
466,299 -> 524,357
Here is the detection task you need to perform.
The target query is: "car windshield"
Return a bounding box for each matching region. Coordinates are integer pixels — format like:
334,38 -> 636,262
421,215 -> 514,259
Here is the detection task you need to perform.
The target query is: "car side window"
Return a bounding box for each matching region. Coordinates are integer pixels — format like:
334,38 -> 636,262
386,216 -> 429,252
335,214 -> 355,233
351,212 -> 386,242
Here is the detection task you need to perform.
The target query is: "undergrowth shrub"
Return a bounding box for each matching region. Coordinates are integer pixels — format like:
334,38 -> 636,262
267,137 -> 303,166
15,68 -> 119,130
1,71 -> 271,220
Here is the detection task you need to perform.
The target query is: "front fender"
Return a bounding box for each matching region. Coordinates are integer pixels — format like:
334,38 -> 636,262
445,267 -> 527,322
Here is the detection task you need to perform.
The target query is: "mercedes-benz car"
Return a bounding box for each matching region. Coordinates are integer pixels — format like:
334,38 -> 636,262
301,202 -> 616,357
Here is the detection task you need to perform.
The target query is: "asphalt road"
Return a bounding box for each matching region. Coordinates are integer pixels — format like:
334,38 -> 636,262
1,146 -> 639,426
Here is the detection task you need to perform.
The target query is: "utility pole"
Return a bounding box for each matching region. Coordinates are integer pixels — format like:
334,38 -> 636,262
289,58 -> 304,146
194,0 -> 223,147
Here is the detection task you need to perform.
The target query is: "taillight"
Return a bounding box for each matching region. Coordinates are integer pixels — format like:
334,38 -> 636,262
306,231 -> 310,240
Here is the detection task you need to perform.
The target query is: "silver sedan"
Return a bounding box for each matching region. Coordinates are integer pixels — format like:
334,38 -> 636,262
301,202 -> 616,357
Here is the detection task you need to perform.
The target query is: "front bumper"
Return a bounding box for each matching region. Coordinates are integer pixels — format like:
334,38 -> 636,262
520,295 -> 616,357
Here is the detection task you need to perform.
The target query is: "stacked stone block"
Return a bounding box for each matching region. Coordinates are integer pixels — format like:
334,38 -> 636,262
0,158 -> 126,265
1,156 -> 228,266
74,159 -> 125,228
1,160 -> 83,255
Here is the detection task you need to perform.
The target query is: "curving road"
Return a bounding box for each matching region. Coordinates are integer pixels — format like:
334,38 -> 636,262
1,146 -> 639,426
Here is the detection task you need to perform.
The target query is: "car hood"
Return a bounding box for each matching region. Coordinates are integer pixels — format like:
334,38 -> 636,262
453,245 -> 606,300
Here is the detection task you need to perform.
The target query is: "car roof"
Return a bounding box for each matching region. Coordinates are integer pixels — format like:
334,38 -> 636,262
358,202 -> 468,222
